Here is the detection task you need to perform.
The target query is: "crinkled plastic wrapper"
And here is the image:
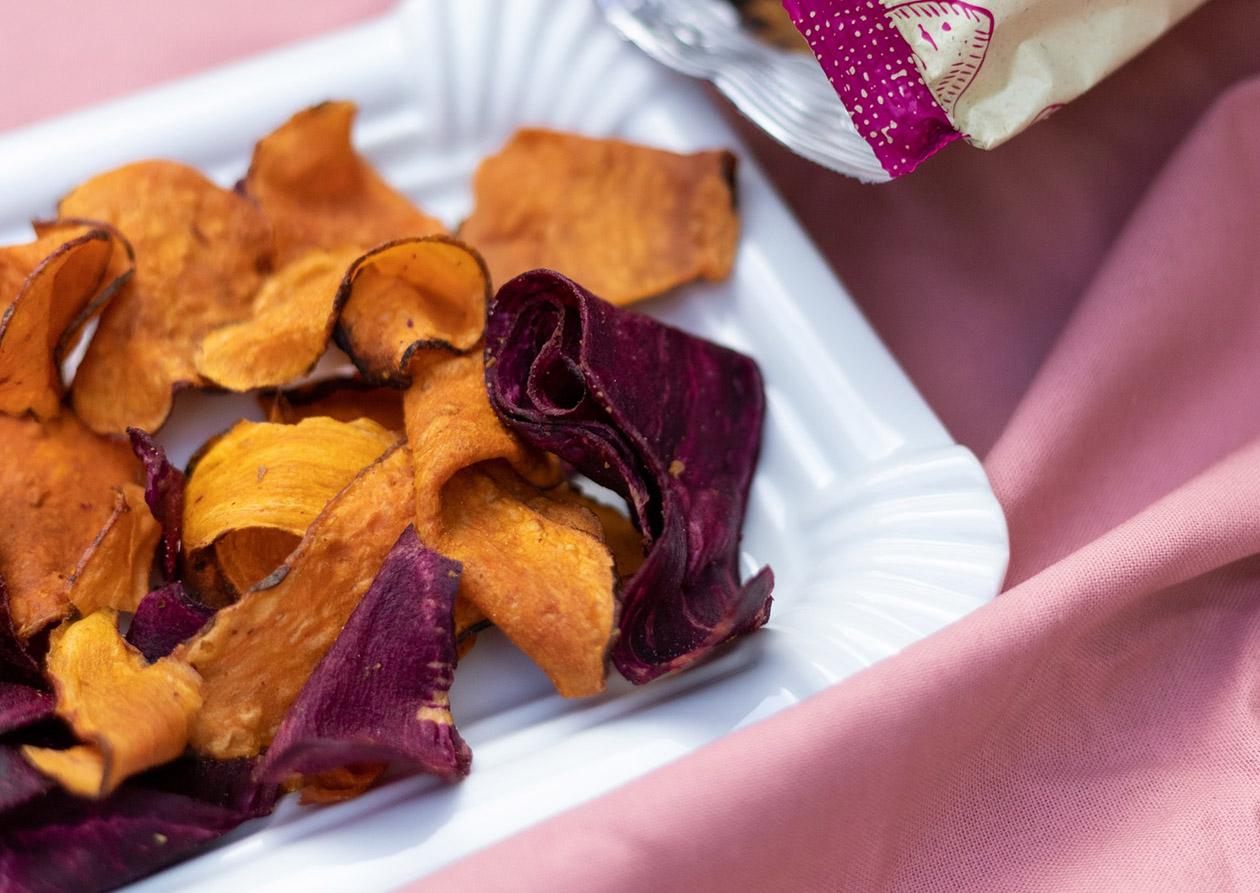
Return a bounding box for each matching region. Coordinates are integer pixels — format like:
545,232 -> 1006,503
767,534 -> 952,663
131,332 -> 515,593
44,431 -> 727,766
782,0 -> 1211,176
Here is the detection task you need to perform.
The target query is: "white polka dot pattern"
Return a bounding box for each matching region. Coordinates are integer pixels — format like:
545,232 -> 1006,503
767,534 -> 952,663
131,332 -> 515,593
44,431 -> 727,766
782,0 -> 960,177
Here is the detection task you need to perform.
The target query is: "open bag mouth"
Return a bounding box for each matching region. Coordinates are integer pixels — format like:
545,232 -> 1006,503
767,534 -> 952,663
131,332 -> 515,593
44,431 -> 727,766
595,0 -> 891,182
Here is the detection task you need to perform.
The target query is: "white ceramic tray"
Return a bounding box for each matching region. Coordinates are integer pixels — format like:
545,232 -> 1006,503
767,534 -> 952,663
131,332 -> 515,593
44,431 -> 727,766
0,1 -> 1008,890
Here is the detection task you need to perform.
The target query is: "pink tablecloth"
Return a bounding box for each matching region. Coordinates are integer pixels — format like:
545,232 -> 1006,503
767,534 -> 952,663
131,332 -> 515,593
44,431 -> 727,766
5,0 -> 1260,889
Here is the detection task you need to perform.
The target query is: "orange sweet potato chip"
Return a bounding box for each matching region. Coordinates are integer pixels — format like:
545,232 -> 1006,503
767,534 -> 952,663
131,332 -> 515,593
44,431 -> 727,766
404,352 -> 563,526
33,219 -> 137,369
458,129 -> 738,305
296,763 -> 387,805
210,528 -> 302,600
0,413 -> 145,638
334,237 -> 489,387
178,443 -> 415,759
403,355 -> 616,698
59,160 -> 275,434
184,416 -> 397,550
195,247 -> 361,391
580,497 -> 646,580
244,101 -> 445,266
65,483 -> 161,617
520,481 -> 646,581
182,416 -> 398,597
179,530 -> 299,612
22,609 -> 203,798
261,378 -> 405,432
0,223 -> 133,419
454,597 -> 487,660
429,462 -> 618,698
0,222 -> 109,305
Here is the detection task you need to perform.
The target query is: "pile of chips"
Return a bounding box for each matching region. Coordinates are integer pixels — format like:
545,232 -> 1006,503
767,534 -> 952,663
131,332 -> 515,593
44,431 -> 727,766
0,101 -> 772,891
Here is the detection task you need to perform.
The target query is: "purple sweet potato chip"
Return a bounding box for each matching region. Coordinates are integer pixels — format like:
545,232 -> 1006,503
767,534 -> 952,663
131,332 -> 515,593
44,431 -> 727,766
259,526 -> 470,786
0,574 -> 45,689
484,270 -> 773,684
0,680 -> 53,734
136,753 -> 278,819
0,746 -> 53,813
127,427 -> 185,581
0,678 -> 65,811
125,582 -> 215,663
0,785 -> 247,893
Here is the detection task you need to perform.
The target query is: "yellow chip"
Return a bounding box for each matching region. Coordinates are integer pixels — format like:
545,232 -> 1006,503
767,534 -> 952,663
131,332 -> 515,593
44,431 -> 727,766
178,443 -> 415,758
184,415 -> 397,551
22,610 -> 203,798
540,485 -> 646,580
182,416 -> 398,598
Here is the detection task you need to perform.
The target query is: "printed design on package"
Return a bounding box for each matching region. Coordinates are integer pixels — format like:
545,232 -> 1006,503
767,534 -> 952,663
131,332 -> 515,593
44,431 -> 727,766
886,1 -> 994,116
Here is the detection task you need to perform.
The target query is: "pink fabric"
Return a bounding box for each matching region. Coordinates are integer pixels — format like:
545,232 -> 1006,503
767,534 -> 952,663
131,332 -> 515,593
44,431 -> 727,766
0,0 -> 394,133
3,0 -> 1260,889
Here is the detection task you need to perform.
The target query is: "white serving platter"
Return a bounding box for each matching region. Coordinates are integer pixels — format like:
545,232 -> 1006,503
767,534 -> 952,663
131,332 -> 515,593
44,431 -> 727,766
0,1 -> 1008,890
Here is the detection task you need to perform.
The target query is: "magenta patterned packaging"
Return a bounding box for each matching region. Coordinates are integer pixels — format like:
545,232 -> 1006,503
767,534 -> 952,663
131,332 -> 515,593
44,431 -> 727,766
783,0 -> 1211,176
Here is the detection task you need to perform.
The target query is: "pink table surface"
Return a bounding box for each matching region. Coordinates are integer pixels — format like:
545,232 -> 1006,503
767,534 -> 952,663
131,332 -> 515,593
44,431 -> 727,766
5,1 -> 1260,890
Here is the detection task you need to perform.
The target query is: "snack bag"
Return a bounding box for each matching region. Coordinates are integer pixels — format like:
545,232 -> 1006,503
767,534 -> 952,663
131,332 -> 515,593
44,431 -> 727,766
783,0 -> 1212,176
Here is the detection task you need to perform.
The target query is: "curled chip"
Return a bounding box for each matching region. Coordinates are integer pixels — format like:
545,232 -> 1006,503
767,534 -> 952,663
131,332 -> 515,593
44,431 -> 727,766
0,413 -> 145,639
178,444 -> 417,759
260,527 -> 470,799
59,160 -> 275,434
404,351 -> 563,524
22,610 -> 203,798
64,483 -> 161,618
458,129 -> 738,305
244,101 -> 446,266
0,222 -> 132,419
195,247 -> 361,392
261,377 -> 405,432
403,352 -> 615,697
182,416 -> 398,597
334,237 -> 490,387
485,270 -> 773,684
